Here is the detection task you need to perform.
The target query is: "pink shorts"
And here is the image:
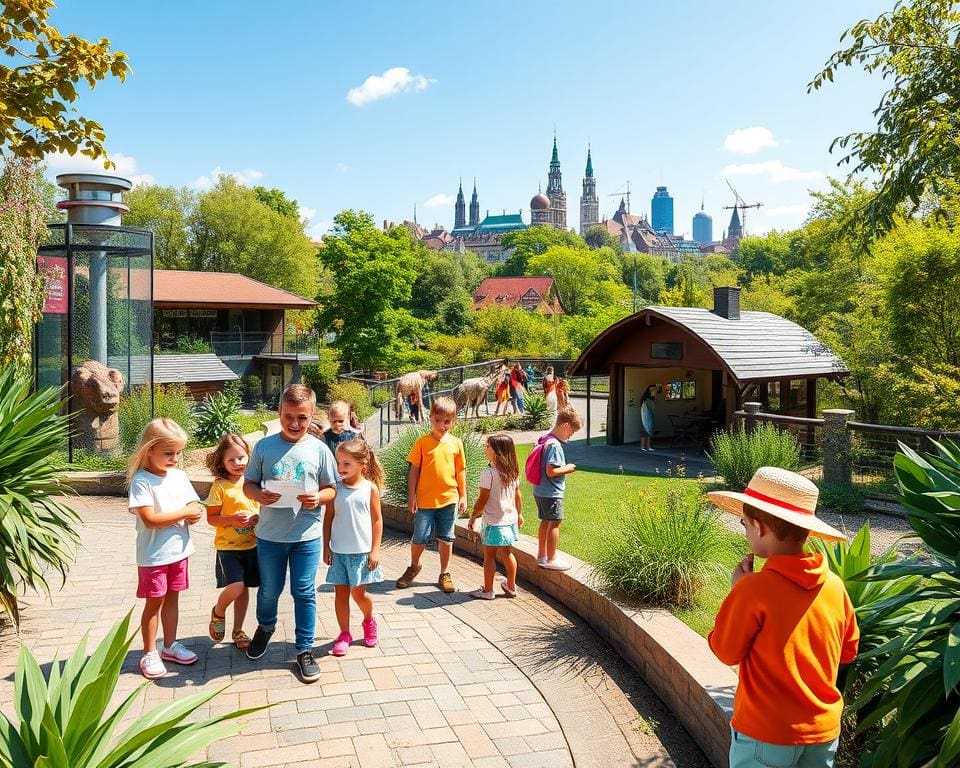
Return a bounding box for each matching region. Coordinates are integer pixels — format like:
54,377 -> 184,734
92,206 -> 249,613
137,558 -> 189,598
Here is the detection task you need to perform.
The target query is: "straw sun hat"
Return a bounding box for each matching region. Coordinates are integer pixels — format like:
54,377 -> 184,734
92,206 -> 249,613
707,466 -> 846,542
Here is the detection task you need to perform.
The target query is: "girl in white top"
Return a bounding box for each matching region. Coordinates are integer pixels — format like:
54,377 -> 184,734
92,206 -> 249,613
322,438 -> 384,657
128,418 -> 204,679
468,433 -> 523,600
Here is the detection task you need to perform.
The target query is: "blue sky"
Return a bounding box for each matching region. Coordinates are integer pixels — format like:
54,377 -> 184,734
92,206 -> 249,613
44,0 -> 891,240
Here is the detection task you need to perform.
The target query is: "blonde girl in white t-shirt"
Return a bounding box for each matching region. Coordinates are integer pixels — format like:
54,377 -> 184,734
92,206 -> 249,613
467,433 -> 523,600
128,418 -> 205,679
322,438 -> 384,657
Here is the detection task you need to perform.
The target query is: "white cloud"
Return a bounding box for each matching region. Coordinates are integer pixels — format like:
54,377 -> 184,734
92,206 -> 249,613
722,160 -> 822,183
300,206 -> 317,224
336,162 -> 350,175
346,67 -> 435,107
764,204 -> 808,217
191,166 -> 264,191
44,150 -> 155,187
723,127 -> 778,155
424,193 -> 454,208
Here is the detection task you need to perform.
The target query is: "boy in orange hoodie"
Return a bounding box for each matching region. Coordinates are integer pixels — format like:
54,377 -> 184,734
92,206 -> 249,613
707,467 -> 859,768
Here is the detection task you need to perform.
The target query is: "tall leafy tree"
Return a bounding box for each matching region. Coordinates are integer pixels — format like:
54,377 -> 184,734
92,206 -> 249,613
497,226 -> 585,276
188,176 -> 317,296
122,185 -> 195,270
0,157 -> 47,371
0,0 -> 129,161
317,210 -> 418,369
810,0 -> 960,233
253,186 -> 300,220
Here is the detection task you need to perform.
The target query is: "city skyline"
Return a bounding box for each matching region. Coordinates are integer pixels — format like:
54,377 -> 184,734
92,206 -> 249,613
41,1 -> 891,240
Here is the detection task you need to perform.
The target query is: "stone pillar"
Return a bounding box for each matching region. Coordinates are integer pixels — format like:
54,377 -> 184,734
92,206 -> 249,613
743,401 -> 761,435
822,409 -> 855,487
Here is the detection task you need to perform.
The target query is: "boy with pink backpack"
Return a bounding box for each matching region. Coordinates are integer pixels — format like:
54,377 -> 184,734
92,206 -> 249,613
526,405 -> 582,570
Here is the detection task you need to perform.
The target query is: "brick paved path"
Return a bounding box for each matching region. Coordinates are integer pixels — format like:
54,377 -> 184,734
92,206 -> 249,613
0,496 -> 709,768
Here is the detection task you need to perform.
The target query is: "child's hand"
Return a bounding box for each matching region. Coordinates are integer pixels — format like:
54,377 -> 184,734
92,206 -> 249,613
518,514 -> 524,527
457,498 -> 468,515
408,498 -> 417,516
323,547 -> 333,566
731,554 -> 754,586
468,517 -> 479,533
258,487 -> 282,505
184,502 -> 204,524
567,463 -> 577,473
297,491 -> 322,510
368,550 -> 380,570
233,512 -> 253,527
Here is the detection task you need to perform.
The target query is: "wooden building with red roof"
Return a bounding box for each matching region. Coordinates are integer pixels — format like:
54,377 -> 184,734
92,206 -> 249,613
471,276 -> 564,315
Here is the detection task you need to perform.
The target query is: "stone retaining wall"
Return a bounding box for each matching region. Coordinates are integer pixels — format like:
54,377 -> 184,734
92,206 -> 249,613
380,501 -> 736,768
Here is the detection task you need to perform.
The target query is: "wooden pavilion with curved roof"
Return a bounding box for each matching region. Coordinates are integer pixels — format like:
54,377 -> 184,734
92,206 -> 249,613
567,287 -> 848,445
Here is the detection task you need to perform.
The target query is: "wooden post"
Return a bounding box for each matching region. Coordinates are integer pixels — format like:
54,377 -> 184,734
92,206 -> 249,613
743,401 -> 761,435
822,409 -> 855,487
586,374 -> 592,446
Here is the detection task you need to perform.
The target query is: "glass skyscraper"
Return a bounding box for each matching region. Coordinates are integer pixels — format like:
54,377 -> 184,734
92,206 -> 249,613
651,186 -> 674,234
692,202 -> 713,244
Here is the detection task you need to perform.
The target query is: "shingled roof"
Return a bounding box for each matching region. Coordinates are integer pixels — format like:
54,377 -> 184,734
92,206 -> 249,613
154,270 -> 316,309
569,303 -> 848,384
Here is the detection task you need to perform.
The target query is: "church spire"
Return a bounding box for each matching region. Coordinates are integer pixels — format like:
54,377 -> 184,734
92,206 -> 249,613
454,177 -> 466,229
585,145 -> 593,178
468,177 -> 480,227
550,133 -> 560,170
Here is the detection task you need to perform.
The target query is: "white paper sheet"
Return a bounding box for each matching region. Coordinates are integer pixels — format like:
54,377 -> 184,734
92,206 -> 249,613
263,480 -> 305,515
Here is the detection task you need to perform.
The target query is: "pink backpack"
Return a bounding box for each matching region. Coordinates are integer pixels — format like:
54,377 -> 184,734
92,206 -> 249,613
525,433 -> 559,485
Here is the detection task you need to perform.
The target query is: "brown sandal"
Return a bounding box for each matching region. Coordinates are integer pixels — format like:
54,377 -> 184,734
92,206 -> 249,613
232,629 -> 251,650
208,607 -> 225,642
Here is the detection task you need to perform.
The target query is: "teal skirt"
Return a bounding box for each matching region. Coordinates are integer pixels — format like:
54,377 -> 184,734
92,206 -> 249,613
482,522 -> 519,547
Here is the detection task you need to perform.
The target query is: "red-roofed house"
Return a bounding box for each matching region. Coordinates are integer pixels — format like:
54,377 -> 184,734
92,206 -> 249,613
472,276 -> 564,315
153,270 -> 319,401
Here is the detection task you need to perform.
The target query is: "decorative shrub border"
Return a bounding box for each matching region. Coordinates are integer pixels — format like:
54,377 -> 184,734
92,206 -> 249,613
380,501 -> 736,768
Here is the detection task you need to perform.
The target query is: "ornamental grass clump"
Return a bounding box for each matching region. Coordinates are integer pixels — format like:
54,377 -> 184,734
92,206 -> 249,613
592,480 -> 728,607
0,612 -> 266,767
380,422 -> 486,508
708,422 -> 801,490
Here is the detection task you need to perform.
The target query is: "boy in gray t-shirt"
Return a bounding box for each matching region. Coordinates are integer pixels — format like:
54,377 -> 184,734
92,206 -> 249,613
243,385 -> 337,683
533,405 -> 583,571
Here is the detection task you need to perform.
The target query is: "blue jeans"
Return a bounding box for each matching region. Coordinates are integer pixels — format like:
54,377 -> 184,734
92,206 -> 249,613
510,388 -> 525,413
256,537 -> 322,653
412,504 -> 457,544
730,728 -> 838,768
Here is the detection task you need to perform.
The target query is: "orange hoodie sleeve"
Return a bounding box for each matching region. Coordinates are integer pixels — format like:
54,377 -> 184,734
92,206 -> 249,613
708,576 -> 762,666
839,591 -> 860,665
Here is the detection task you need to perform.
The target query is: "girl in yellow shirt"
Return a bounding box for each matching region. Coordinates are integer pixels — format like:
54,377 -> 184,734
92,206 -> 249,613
205,434 -> 260,650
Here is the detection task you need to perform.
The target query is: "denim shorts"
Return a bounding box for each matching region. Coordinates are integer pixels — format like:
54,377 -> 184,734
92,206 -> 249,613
483,523 -> 519,547
535,496 -> 564,521
215,548 -> 260,588
412,504 -> 457,544
325,552 -> 383,587
729,727 -> 838,768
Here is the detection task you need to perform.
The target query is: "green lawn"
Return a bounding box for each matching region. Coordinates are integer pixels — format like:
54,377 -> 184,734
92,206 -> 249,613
514,443 -> 747,637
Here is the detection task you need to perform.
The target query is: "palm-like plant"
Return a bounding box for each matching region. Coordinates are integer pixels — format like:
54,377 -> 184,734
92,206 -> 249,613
0,367 -> 79,626
0,612 -> 263,767
194,390 -> 242,446
845,438 -> 960,767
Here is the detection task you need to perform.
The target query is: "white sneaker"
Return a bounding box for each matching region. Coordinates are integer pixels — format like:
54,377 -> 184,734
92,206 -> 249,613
543,558 -> 571,571
161,641 -> 198,665
537,556 -> 548,567
139,651 -> 167,679
468,588 -> 496,600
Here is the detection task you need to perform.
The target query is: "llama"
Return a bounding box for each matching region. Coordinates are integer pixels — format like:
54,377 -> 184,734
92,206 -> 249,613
394,370 -> 439,422
452,365 -> 504,419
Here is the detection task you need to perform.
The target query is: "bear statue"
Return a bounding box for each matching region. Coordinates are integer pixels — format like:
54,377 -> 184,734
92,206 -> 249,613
71,361 -> 125,454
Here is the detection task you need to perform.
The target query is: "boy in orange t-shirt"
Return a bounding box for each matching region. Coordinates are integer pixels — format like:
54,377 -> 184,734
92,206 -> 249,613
395,397 -> 466,594
707,467 -> 859,768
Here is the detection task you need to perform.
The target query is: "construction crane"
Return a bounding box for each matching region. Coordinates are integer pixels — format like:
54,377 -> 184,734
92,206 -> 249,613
607,181 -> 631,213
723,179 -> 763,236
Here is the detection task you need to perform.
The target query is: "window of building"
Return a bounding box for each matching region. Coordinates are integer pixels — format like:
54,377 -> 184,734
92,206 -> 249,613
664,380 -> 696,400
651,342 -> 683,360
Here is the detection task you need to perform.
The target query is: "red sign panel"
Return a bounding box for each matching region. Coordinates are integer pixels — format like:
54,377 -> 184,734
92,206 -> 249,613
38,256 -> 68,315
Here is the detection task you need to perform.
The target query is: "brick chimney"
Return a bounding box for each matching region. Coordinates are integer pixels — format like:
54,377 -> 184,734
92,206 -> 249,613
713,286 -> 741,320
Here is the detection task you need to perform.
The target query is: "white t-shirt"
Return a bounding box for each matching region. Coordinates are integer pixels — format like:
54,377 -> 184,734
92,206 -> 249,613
128,468 -> 200,567
330,479 -> 374,554
479,467 -> 519,526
